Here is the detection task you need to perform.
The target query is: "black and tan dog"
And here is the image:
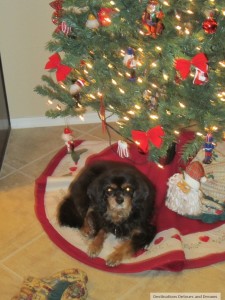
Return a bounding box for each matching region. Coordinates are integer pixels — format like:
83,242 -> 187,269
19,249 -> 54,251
58,160 -> 156,267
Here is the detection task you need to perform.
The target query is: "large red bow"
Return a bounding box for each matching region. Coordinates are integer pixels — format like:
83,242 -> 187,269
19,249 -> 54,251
131,125 -> 165,153
175,53 -> 208,80
45,53 -> 72,81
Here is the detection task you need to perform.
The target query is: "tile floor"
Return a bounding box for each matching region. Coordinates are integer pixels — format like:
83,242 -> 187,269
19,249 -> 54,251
0,123 -> 224,299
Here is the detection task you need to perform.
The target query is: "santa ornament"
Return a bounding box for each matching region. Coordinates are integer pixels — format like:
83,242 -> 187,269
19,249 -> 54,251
175,52 -> 208,85
61,127 -> 74,153
70,79 -> 85,96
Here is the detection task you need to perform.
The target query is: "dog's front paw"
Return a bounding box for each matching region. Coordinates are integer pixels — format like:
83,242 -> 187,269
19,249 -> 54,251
87,242 -> 103,258
106,250 -> 123,267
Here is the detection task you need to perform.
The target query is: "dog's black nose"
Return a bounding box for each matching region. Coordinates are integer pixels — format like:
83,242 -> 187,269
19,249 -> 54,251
116,196 -> 124,205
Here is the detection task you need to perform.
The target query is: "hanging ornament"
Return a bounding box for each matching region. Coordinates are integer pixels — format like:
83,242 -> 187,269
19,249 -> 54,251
70,79 -> 85,95
142,0 -> 164,38
61,127 -> 74,153
203,133 -> 215,164
123,48 -> 137,81
51,10 -> 62,25
143,90 -> 158,111
55,21 -> 72,35
98,8 -> 116,27
86,14 -> 100,29
123,48 -> 137,69
175,53 -> 208,85
45,53 -> 72,81
202,13 -> 218,34
117,140 -> 130,158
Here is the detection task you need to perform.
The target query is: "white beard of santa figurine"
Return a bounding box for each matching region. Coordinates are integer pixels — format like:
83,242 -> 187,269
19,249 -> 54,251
166,161 -> 207,216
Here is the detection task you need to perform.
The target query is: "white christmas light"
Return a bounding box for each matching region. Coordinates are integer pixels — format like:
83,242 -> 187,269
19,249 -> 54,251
86,63 -> 93,69
157,163 -> 164,169
150,114 -> 159,120
79,115 -> 84,121
179,102 -> 186,108
135,105 -> 141,110
176,25 -> 182,31
112,79 -> 117,85
196,132 -> 203,136
48,99 -> 53,105
174,130 -> 180,135
119,88 -> 125,94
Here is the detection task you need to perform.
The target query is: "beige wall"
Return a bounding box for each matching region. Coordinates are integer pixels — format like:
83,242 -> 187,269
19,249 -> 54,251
0,0 -> 54,119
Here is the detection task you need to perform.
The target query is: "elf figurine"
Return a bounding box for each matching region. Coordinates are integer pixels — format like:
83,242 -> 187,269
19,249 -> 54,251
142,0 -> 164,38
61,127 -> 74,153
203,133 -> 215,164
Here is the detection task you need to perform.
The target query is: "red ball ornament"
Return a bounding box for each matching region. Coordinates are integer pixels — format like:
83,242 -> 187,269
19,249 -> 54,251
202,16 -> 218,34
98,8 -> 116,27
51,10 -> 62,25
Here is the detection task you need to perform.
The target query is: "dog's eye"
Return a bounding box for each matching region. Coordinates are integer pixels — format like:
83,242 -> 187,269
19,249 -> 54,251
124,186 -> 133,193
106,187 -> 113,193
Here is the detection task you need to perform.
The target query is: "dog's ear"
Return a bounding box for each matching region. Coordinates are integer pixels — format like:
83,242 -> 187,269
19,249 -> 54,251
87,178 -> 102,202
133,177 -> 155,208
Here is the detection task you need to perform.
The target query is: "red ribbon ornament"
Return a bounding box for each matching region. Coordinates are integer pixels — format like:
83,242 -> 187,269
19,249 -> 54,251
131,125 -> 165,153
45,53 -> 72,81
175,53 -> 208,80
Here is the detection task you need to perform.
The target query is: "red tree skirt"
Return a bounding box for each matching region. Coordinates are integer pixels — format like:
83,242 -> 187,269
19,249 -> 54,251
35,134 -> 225,273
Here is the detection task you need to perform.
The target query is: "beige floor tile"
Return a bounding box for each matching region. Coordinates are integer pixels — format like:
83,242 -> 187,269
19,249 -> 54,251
0,266 -> 23,299
0,183 -> 43,260
4,127 -> 66,169
0,163 -> 16,179
20,149 -> 62,180
0,171 -> 33,191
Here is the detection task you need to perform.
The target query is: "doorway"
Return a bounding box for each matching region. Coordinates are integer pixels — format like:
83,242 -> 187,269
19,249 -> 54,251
0,54 -> 11,170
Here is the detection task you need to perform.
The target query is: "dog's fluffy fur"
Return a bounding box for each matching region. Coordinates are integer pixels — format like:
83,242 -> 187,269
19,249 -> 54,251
58,160 -> 156,267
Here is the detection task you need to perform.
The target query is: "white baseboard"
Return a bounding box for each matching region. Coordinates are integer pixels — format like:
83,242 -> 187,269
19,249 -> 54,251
10,112 -> 118,129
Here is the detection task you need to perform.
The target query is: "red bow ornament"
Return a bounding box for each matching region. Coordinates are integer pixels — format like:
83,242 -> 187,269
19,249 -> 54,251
175,53 -> 208,85
131,125 -> 165,153
45,53 -> 72,81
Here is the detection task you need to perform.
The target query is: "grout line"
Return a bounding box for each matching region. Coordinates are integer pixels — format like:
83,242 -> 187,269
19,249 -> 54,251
1,232 -> 45,263
0,263 -> 24,281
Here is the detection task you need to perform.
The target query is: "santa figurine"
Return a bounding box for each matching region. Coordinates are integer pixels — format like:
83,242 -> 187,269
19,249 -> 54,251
62,127 -> 74,153
166,161 -> 207,216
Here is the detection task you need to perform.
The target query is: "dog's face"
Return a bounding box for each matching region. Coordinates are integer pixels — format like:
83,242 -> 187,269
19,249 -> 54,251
87,168 -> 153,225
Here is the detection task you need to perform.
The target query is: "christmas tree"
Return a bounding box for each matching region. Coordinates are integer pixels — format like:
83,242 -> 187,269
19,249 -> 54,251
35,0 -> 225,163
